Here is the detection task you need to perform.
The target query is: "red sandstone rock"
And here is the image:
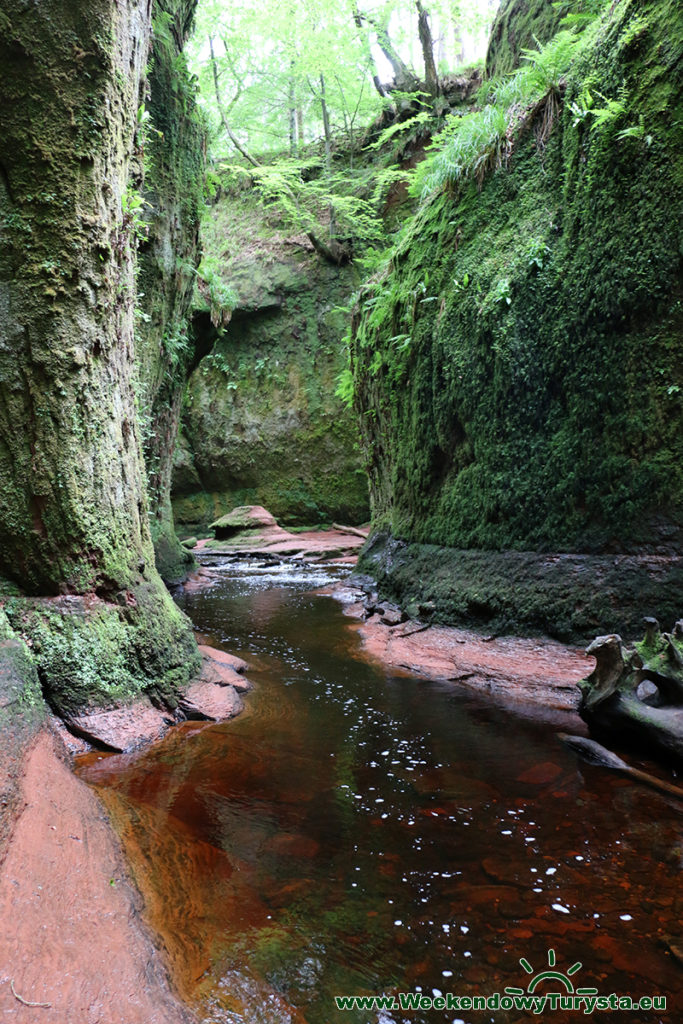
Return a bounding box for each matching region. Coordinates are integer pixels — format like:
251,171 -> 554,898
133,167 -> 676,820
198,652 -> 251,692
199,525 -> 365,559
65,701 -> 171,753
328,585 -> 592,712
210,504 -> 277,537
0,729 -> 193,1024
197,644 -> 249,674
179,681 -> 243,721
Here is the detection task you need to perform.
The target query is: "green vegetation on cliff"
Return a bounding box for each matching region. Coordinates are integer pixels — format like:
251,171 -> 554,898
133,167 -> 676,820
485,0 -> 564,77
170,0 -> 499,531
136,2 -> 207,582
351,0 -> 682,560
173,189 -> 371,527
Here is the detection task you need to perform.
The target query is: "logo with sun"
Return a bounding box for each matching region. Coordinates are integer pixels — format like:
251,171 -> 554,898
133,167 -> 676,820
505,949 -> 598,997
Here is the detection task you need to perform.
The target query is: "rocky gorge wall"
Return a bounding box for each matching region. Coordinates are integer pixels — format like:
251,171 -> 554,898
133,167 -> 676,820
0,0 -> 202,718
172,193 -> 370,528
351,0 -> 683,641
137,0 -> 206,583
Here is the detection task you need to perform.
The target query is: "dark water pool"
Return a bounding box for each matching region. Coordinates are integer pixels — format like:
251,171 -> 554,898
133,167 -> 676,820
78,562 -> 682,1023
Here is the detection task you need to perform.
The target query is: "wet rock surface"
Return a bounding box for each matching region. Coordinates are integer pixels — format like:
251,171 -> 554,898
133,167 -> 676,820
197,644 -> 250,679
0,729 -> 195,1024
195,510 -> 368,561
64,703 -> 173,753
325,579 -> 590,712
57,644 -> 254,753
179,680 -> 244,722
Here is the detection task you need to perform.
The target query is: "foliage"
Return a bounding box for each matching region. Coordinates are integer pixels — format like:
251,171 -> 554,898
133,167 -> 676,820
189,0 -> 495,161
415,29 -> 582,195
226,158 -> 386,249
349,0 -> 683,556
122,186 -> 150,243
195,254 -> 238,326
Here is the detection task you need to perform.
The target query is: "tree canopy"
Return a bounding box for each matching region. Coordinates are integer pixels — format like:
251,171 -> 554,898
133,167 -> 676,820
187,0 -> 497,161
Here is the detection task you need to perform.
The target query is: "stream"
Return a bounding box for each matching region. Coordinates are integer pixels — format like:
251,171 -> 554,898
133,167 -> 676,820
77,561 -> 682,1023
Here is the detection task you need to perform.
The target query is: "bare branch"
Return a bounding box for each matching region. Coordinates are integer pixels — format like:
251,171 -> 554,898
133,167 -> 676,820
209,37 -> 260,168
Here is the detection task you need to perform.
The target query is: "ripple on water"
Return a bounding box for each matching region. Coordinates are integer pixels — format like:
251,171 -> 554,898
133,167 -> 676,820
78,563 -> 683,1024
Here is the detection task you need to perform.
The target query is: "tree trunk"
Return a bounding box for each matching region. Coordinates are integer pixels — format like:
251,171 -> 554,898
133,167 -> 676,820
318,73 -> 338,244
372,16 -> 419,93
289,72 -> 298,157
209,36 -> 259,167
416,1 -> 440,96
351,2 -> 401,101
0,0 -> 200,713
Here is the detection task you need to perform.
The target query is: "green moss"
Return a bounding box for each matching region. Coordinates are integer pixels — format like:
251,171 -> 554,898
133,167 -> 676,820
150,517 -> 196,584
4,585 -> 200,716
0,610 -> 45,727
351,0 -> 683,559
135,0 -> 206,584
174,197 -> 370,525
0,610 -> 46,860
0,0 -> 203,720
359,533 -> 683,643
485,0 -> 565,77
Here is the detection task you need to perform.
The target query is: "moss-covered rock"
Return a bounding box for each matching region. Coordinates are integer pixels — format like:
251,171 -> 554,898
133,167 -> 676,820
352,0 -> 683,635
359,532 -> 683,643
173,192 -> 370,528
3,584 -> 199,717
136,1 -> 206,584
210,505 -> 277,538
0,610 -> 46,859
486,0 -> 564,78
0,0 -> 201,711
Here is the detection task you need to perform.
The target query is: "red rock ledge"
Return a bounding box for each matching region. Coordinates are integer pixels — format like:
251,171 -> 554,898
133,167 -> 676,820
328,584 -> 592,713
0,727 -> 195,1023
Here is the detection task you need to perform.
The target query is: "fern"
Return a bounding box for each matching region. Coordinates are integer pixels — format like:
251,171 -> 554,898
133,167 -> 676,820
365,111 -> 433,152
335,365 -> 355,408
416,31 -> 582,198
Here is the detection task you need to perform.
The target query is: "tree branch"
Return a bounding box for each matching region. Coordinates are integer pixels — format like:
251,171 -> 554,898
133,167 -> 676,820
208,37 -> 260,168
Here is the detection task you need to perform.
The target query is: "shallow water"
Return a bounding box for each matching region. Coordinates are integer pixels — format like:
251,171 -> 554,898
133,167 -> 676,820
78,562 -> 682,1023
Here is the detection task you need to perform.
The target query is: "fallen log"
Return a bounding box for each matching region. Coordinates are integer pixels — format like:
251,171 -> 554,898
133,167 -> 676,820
578,620 -> 683,767
332,523 -> 370,540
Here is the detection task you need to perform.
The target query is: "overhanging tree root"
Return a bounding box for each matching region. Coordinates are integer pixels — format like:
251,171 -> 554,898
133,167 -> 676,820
558,733 -> 683,801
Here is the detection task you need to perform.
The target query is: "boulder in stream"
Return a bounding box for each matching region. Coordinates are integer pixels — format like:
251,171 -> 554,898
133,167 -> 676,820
210,505 -> 278,540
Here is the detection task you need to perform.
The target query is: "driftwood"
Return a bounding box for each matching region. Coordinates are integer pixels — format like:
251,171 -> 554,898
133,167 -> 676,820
578,619 -> 683,766
331,523 -> 370,540
558,733 -> 683,800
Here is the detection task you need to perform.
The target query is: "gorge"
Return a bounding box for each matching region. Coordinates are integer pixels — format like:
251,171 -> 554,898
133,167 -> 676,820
0,0 -> 681,1019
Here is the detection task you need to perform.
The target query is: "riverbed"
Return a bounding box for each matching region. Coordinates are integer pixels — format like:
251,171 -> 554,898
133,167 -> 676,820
78,561 -> 682,1023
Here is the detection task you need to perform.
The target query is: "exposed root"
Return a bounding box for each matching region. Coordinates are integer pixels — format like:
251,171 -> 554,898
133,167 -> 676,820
10,979 -> 51,1008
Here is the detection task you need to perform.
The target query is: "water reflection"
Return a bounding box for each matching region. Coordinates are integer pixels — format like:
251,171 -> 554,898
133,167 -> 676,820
79,561 -> 682,1023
